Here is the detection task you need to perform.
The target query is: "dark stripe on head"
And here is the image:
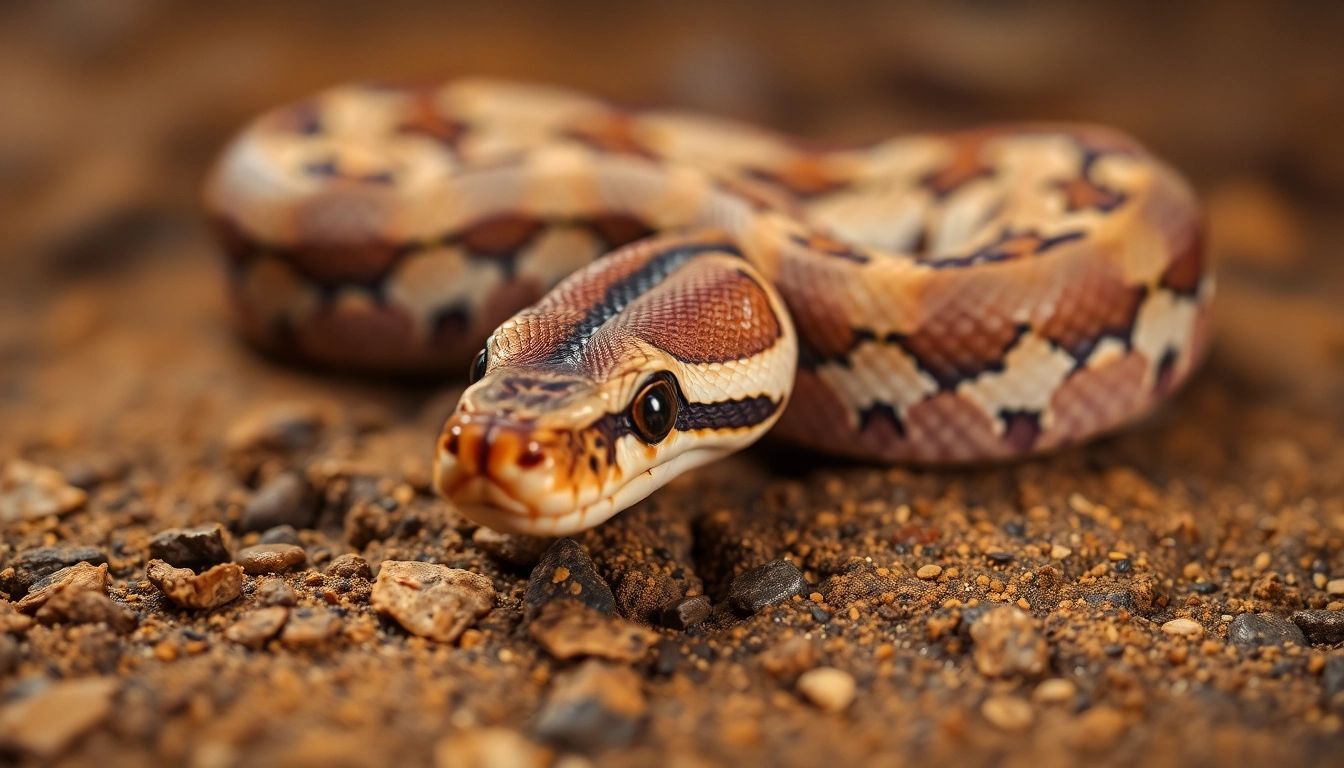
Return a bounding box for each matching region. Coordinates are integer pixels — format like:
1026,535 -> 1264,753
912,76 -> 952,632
676,395 -> 781,432
547,240 -> 742,364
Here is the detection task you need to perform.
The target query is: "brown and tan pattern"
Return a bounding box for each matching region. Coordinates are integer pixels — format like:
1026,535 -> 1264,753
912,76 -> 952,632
206,78 -> 1210,534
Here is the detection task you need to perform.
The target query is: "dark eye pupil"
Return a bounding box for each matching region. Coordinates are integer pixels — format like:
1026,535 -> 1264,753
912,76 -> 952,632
632,378 -> 678,443
469,349 -> 488,383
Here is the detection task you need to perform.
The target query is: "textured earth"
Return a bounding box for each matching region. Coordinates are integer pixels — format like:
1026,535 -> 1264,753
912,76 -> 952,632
2,3 -> 1343,767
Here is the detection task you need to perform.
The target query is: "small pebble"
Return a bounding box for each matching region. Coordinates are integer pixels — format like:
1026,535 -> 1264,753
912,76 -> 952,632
533,660 -> 646,750
2,546 -> 108,597
969,606 -> 1048,679
981,695 -> 1034,731
1327,579 -> 1344,596
325,554 -> 372,580
224,606 -> 289,648
1033,678 -> 1077,704
1050,545 -> 1073,559
728,559 -> 808,614
1253,552 -> 1272,571
372,560 -> 496,643
1291,610 -> 1344,645
235,543 -> 307,575
1161,618 -> 1205,641
657,595 -> 712,631
528,601 -> 655,663
796,667 -> 856,713
916,564 -> 942,580
1228,613 -> 1306,651
146,560 -> 243,610
241,472 -> 316,533
525,539 -> 616,618
257,578 -> 298,607
148,524 -> 232,572
0,460 -> 87,523
15,562 -> 108,614
257,525 -> 303,546
760,635 -> 820,681
1069,706 -> 1128,751
34,587 -> 136,633
280,606 -> 339,646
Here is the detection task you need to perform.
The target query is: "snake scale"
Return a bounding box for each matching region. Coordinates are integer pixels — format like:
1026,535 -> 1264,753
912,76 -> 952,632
206,78 -> 1211,535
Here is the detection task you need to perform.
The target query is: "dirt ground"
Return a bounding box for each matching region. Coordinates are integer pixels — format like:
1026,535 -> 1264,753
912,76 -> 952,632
2,2 -> 1344,767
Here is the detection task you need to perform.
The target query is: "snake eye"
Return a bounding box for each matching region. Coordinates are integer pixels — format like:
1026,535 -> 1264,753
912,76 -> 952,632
469,349 -> 488,383
630,375 -> 679,444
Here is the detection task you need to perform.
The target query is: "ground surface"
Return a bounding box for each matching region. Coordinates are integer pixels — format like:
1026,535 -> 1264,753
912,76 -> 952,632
2,3 -> 1343,767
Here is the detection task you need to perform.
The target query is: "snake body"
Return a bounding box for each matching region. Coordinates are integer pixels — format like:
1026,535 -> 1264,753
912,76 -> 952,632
207,79 -> 1211,535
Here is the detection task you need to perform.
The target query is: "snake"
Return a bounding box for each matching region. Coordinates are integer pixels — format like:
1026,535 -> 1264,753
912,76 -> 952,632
205,78 -> 1211,536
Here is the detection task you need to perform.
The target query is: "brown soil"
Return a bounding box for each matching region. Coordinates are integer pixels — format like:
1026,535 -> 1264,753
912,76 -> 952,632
2,3 -> 1343,767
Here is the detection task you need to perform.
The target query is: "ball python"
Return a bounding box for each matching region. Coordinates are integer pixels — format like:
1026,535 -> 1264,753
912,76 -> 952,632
206,78 -> 1210,536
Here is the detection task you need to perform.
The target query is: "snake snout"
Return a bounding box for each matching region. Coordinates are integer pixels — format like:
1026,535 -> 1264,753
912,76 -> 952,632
432,412 -> 579,532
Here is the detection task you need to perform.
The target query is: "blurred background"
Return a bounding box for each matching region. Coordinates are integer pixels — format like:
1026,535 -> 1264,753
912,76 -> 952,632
1,0 -> 1342,420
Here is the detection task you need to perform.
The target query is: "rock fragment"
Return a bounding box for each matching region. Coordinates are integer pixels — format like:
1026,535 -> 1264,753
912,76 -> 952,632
148,524 -> 231,571
1161,618 -> 1205,641
1,545 -> 108,597
34,587 -> 136,632
280,606 -> 340,646
796,667 -> 856,713
0,602 -> 35,635
371,560 -> 496,643
969,606 -> 1048,678
257,578 -> 298,607
146,560 -> 243,610
658,595 -> 712,631
0,677 -> 118,758
528,601 -> 655,663
235,543 -> 307,575
0,460 -> 87,522
472,527 -> 553,567
15,562 -> 108,614
1292,610 -> 1344,645
241,472 -> 317,532
728,559 -> 807,614
1228,613 -> 1306,651
524,539 -> 615,618
533,661 -> 645,750
760,635 -> 820,681
325,553 -> 373,580
225,606 -> 289,648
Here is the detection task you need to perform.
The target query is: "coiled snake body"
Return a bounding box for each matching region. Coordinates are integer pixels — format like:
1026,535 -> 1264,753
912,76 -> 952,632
207,79 -> 1210,535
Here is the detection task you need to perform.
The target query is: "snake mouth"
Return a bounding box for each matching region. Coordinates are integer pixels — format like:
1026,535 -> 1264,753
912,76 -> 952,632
432,412 -> 624,535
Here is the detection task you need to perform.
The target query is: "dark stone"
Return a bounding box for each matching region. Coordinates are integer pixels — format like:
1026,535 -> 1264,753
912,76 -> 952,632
325,554 -> 372,580
809,606 -> 831,624
1229,613 -> 1307,651
524,539 -> 616,618
1113,559 -> 1132,573
532,660 -> 645,751
257,578 -> 298,607
241,472 -> 316,532
987,551 -> 1014,563
148,524 -> 230,572
728,559 -> 808,614
658,595 -> 711,630
2,545 -> 108,596
258,525 -> 302,546
1292,611 -> 1344,645
1192,581 -> 1219,594
1003,520 -> 1026,537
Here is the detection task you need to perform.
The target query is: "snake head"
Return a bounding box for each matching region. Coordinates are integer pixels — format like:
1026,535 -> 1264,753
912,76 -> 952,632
433,234 -> 797,535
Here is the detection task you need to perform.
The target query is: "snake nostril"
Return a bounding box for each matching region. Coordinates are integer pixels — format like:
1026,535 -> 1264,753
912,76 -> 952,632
518,440 -> 545,468
444,425 -> 462,455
